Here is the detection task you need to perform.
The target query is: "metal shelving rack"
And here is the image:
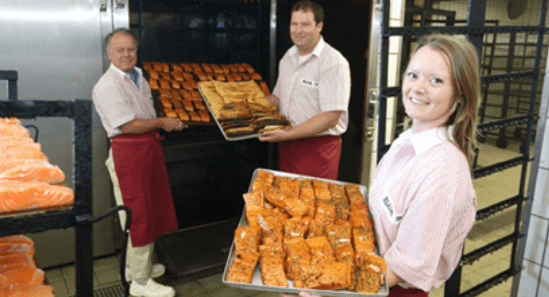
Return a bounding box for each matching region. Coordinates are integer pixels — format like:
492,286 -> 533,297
0,71 -> 131,296
375,0 -> 549,296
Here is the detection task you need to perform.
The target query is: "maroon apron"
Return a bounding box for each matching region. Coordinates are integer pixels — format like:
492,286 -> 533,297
111,131 -> 178,247
389,286 -> 429,297
279,135 -> 341,180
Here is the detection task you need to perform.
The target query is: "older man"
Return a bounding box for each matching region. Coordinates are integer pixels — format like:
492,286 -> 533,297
259,0 -> 351,180
92,28 -> 183,297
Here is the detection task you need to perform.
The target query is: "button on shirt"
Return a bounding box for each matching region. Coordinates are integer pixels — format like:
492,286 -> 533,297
272,37 -> 351,136
92,64 -> 155,138
368,127 -> 477,291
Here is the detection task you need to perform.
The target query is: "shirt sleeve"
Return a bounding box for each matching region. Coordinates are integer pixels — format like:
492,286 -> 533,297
92,77 -> 136,134
318,57 -> 351,112
383,154 -> 474,291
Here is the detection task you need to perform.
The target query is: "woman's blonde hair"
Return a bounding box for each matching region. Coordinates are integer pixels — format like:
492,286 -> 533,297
412,34 -> 481,169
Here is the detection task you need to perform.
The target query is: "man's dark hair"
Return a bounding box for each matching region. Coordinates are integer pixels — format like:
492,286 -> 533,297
105,28 -> 138,51
292,0 -> 324,24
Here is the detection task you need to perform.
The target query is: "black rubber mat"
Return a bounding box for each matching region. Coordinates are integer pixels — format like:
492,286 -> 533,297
154,218 -> 240,276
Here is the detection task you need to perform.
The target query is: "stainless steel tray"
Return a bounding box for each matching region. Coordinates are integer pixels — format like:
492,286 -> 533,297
197,85 -> 262,142
222,168 -> 389,297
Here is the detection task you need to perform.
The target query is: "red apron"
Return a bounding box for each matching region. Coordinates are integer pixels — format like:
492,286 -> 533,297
111,131 -> 178,247
389,286 -> 429,297
279,135 -> 341,180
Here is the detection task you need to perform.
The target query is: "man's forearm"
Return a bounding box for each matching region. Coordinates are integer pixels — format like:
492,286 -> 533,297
286,110 -> 342,140
120,118 -> 162,134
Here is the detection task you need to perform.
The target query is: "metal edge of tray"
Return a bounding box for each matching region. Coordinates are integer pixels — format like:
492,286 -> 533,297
197,85 -> 262,142
221,168 -> 389,297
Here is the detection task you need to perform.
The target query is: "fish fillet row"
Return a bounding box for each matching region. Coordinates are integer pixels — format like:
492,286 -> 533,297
0,160 -> 65,184
0,284 -> 54,297
0,267 -> 44,285
0,181 -> 74,213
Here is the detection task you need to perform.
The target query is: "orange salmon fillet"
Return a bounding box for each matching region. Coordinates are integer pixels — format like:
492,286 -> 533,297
0,160 -> 65,184
0,118 -> 22,126
0,243 -> 35,257
0,181 -> 74,213
0,123 -> 30,138
0,236 -> 34,247
0,284 -> 54,297
0,148 -> 46,161
0,136 -> 34,144
0,254 -> 36,274
0,267 -> 44,285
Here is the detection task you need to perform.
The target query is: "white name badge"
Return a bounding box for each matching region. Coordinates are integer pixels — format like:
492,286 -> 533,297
301,79 -> 318,87
382,194 -> 402,224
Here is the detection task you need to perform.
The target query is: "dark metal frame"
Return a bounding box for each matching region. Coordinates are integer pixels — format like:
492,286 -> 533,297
0,70 -> 18,101
377,0 -> 548,296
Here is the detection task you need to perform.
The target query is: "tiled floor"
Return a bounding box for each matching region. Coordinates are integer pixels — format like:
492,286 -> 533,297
45,134 -> 529,297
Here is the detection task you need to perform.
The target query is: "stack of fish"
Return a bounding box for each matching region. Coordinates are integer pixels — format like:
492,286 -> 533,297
0,234 -> 54,296
0,117 -> 74,214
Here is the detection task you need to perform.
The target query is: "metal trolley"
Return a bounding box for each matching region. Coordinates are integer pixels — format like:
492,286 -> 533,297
0,70 -> 132,297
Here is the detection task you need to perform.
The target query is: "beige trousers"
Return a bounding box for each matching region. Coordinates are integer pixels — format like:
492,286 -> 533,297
106,149 -> 153,280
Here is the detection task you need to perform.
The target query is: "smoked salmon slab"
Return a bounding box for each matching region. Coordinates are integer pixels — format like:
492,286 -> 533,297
0,235 -> 34,247
0,267 -> 44,285
0,243 -> 34,257
0,159 -> 65,184
0,254 -> 36,274
0,284 -> 54,297
0,181 -> 74,213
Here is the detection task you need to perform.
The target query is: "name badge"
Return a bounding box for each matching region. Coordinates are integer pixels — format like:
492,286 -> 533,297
382,194 -> 402,224
301,79 -> 318,87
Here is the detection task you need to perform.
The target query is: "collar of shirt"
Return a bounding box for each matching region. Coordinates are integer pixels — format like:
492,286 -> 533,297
394,126 -> 455,155
109,63 -> 142,88
288,36 -> 325,64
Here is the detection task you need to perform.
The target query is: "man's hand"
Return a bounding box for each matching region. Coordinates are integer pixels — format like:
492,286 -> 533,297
159,117 -> 186,132
258,128 -> 292,142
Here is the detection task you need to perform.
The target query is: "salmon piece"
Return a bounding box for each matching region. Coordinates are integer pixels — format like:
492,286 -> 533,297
0,147 -> 47,161
0,135 -> 34,144
0,284 -> 54,297
0,243 -> 35,257
0,181 -> 74,213
0,123 -> 30,138
0,159 -> 65,184
0,254 -> 36,274
0,118 -> 22,126
0,267 -> 44,285
0,141 -> 41,152
0,235 -> 34,247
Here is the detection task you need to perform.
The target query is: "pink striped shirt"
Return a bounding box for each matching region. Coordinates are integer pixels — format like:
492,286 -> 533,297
368,127 -> 477,291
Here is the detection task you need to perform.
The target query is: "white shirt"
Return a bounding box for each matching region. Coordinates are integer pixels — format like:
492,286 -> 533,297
272,37 -> 351,136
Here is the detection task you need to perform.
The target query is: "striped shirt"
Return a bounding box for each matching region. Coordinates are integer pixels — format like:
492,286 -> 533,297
368,127 -> 477,291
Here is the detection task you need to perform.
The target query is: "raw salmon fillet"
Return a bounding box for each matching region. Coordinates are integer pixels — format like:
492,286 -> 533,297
0,267 -> 44,285
0,254 -> 36,274
0,284 -> 54,297
0,236 -> 34,247
0,243 -> 35,257
0,123 -> 30,138
0,118 -> 22,126
0,148 -> 46,161
0,141 -> 41,152
0,159 -> 65,184
0,181 -> 74,213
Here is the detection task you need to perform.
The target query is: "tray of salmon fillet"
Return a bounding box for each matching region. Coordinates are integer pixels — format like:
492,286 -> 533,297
0,234 -> 55,296
222,168 -> 388,296
0,118 -> 74,215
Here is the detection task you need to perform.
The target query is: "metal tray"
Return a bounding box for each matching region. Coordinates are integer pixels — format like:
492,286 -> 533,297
222,168 -> 389,297
197,85 -> 262,142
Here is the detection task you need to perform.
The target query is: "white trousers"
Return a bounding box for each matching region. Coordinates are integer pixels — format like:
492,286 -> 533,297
106,149 -> 153,280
